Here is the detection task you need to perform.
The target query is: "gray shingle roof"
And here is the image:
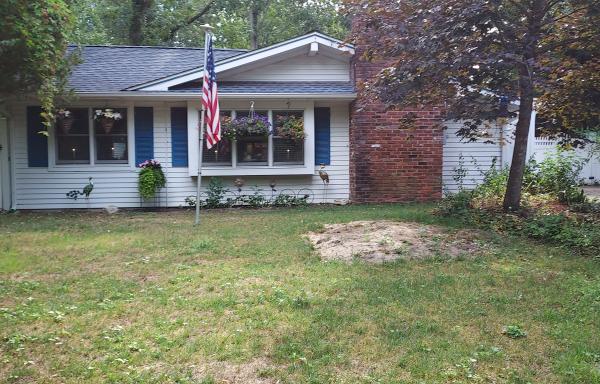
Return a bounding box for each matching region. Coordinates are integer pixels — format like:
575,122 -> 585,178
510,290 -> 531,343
171,81 -> 355,94
67,45 -> 246,92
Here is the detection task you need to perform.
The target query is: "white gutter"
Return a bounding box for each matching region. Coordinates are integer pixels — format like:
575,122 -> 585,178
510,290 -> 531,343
75,92 -> 357,100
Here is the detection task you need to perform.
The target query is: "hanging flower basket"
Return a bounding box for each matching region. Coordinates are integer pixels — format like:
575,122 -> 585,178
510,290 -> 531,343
94,109 -> 123,134
275,115 -> 305,141
221,114 -> 271,139
138,159 -> 166,200
56,109 -> 74,135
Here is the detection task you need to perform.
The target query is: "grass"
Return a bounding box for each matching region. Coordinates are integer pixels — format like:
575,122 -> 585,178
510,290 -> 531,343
0,204 -> 599,383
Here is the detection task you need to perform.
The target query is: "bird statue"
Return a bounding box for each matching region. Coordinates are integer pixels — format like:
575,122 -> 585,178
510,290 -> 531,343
82,177 -> 94,198
65,177 -> 94,200
318,164 -> 329,203
318,164 -> 329,184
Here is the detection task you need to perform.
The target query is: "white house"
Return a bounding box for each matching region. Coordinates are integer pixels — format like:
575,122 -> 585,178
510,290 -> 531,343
0,32 -> 596,210
1,33 -> 356,210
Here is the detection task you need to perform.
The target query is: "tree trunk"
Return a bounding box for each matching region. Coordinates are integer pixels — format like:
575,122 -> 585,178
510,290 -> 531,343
502,0 -> 545,211
249,2 -> 259,49
130,0 -> 152,45
503,75 -> 534,211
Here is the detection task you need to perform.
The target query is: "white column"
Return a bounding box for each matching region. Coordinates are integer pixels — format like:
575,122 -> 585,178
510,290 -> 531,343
304,101 -> 315,169
187,100 -> 201,176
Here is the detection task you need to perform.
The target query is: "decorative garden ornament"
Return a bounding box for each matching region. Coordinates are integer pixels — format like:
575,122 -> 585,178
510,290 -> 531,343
233,177 -> 245,192
319,163 -> 330,203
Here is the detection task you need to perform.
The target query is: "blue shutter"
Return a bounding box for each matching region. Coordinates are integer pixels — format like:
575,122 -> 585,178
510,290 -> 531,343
171,107 -> 188,167
134,107 -> 154,166
314,107 -> 331,165
26,106 -> 48,167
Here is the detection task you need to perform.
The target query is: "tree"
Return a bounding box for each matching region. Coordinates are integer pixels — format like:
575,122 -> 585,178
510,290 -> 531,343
0,0 -> 77,128
345,0 -> 600,210
68,0 -> 348,49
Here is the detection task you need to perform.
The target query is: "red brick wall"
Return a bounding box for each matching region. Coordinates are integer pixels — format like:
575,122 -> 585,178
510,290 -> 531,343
349,48 -> 444,202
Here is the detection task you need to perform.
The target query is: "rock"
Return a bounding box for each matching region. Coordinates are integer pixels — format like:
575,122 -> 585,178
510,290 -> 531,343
105,205 -> 119,214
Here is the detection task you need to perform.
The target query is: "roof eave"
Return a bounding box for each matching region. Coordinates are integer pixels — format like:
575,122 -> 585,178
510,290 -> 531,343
75,91 -> 357,100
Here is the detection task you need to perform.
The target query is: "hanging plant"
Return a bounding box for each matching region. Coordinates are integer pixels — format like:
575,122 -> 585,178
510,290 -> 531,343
219,116 -> 237,141
94,108 -> 123,134
138,159 -> 166,199
56,109 -> 74,134
275,115 -> 305,140
221,114 -> 271,139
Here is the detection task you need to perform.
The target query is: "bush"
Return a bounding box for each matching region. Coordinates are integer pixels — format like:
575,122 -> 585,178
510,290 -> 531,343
436,190 -> 475,216
531,151 -> 585,203
438,150 -> 598,256
473,151 -> 586,204
205,177 -> 228,208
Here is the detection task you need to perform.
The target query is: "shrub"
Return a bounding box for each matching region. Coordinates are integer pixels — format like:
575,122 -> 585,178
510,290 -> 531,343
437,150 -> 599,256
205,177 -> 228,208
436,190 -> 475,216
531,151 -> 585,203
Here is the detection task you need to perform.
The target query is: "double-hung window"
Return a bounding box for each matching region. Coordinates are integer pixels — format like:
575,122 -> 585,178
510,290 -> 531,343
54,107 -> 129,165
236,110 -> 269,165
273,110 -> 304,165
94,108 -> 128,163
55,108 -> 90,164
202,111 -> 233,165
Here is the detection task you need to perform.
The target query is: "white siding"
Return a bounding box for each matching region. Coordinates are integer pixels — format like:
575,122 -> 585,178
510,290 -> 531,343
442,121 -> 504,193
222,54 -> 350,82
9,101 -> 350,209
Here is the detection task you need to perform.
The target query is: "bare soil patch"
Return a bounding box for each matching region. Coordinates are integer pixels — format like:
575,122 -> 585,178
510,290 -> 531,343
193,358 -> 279,384
307,221 -> 487,263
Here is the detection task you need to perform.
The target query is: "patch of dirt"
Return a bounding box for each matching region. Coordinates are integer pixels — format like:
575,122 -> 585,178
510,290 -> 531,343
307,221 -> 486,263
193,357 -> 279,384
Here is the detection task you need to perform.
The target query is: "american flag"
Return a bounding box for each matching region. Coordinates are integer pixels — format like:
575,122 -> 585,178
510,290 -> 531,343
202,36 -> 220,149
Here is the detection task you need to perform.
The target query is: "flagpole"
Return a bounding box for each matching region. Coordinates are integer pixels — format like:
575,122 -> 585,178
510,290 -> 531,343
195,24 -> 213,226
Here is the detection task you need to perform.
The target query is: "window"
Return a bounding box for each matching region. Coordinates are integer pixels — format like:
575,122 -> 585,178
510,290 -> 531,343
53,107 -> 129,166
94,108 -> 128,163
236,110 -> 269,165
273,110 -> 304,165
203,111 -> 232,165
55,108 -> 90,164
200,108 -> 307,169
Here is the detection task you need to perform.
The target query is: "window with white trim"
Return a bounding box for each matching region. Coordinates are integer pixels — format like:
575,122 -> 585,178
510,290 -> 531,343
202,111 -> 232,165
54,107 -> 129,165
202,109 -> 305,167
94,108 -> 128,163
55,108 -> 90,164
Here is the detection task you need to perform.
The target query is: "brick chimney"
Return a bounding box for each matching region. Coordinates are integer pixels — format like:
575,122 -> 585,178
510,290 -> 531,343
349,18 -> 444,202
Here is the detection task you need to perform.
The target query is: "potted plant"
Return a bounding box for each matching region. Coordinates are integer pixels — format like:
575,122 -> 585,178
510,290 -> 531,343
138,159 -> 166,199
221,114 -> 271,139
56,109 -> 74,134
94,108 -> 123,134
275,114 -> 305,140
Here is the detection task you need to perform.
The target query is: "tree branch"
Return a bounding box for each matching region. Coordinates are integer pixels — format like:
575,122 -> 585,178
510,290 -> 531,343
167,1 -> 214,43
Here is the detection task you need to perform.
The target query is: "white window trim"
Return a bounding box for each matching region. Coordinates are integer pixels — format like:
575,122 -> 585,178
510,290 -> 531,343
187,101 -> 315,176
47,105 -> 136,172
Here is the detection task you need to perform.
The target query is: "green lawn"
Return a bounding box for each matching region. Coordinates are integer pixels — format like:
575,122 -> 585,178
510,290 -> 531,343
1,205 -> 599,383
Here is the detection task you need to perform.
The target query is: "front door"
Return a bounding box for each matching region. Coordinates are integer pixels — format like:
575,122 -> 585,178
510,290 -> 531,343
0,118 -> 10,210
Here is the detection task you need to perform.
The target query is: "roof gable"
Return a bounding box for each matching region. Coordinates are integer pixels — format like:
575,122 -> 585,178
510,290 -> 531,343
129,32 -> 355,92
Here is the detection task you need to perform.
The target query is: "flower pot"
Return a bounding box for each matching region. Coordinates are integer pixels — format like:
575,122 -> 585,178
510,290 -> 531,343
58,117 -> 74,135
99,117 -> 115,134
